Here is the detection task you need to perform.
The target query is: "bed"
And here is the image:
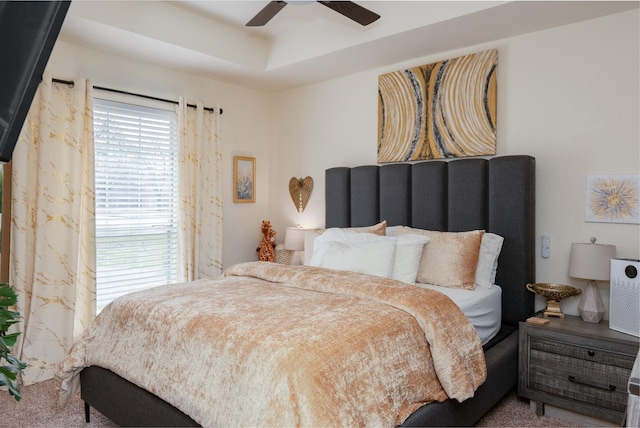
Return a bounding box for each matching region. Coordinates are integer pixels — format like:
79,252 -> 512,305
57,154 -> 536,427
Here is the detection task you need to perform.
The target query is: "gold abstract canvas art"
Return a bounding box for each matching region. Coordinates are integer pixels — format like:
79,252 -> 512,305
378,49 -> 497,162
585,174 -> 640,224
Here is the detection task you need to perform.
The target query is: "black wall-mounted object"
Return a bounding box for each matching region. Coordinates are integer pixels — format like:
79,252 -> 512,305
0,1 -> 70,162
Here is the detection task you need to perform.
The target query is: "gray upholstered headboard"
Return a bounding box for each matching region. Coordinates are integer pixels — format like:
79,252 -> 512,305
325,155 -> 536,327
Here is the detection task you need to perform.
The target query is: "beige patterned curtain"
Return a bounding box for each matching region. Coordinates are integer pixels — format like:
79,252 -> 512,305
177,99 -> 223,281
10,73 -> 95,385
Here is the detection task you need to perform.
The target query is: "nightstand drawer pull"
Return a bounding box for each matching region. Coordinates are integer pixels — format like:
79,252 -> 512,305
587,349 -> 595,356
568,375 -> 616,392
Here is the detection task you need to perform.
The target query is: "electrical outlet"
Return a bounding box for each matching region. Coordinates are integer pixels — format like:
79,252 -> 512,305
541,234 -> 550,258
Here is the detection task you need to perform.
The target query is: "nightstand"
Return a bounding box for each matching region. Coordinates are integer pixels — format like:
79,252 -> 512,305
518,314 -> 640,425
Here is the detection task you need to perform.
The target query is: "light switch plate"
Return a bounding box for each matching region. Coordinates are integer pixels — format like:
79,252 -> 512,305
541,234 -> 550,258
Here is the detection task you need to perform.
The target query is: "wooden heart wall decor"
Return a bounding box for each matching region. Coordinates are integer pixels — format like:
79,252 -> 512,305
289,177 -> 313,213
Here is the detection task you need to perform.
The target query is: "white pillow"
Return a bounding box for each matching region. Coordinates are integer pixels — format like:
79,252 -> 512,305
309,237 -> 396,278
475,233 -> 504,288
392,234 -> 430,283
309,229 -> 429,283
303,221 -> 387,265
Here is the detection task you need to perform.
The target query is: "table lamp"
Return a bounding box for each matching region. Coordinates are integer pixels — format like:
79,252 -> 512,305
568,237 -> 616,323
284,226 -> 306,265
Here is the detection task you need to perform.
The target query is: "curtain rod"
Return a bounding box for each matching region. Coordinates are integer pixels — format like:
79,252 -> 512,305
52,78 -> 223,115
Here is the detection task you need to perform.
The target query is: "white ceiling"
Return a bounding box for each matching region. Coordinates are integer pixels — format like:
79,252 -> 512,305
58,1 -> 639,92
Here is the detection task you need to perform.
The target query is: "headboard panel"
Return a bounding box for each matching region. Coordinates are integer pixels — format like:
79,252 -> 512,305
325,167 -> 350,227
411,162 -> 447,230
350,166 -> 379,227
489,156 -> 536,325
448,159 -> 488,231
380,164 -> 411,226
325,155 -> 536,326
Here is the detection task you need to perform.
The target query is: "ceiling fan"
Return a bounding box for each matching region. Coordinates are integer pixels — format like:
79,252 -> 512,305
246,1 -> 380,27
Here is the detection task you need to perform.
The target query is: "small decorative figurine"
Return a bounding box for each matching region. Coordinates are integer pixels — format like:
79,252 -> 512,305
257,220 -> 276,262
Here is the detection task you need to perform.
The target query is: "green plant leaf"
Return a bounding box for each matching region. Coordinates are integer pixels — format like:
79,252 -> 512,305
4,353 -> 26,370
0,283 -> 20,329
0,372 -> 22,401
0,284 -> 17,307
0,365 -> 20,380
0,308 -> 15,323
0,284 -> 26,401
0,338 -> 9,354
0,332 -> 20,347
0,308 -> 20,317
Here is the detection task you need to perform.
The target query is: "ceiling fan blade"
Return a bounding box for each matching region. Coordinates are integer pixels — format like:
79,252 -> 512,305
246,1 -> 287,27
317,1 -> 380,26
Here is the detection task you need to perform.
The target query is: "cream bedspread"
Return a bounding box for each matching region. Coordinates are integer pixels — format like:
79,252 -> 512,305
56,262 -> 486,427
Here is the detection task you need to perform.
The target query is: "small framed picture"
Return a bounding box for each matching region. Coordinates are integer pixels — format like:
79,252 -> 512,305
233,156 -> 256,203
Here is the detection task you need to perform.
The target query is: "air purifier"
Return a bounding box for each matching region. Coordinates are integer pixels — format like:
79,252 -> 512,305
609,258 -> 640,337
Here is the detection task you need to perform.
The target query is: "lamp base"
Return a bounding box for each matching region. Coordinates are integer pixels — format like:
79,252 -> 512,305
578,280 -> 606,323
289,250 -> 303,266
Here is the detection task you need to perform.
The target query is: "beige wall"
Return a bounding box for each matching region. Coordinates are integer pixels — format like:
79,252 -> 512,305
269,10 -> 640,317
43,9 -> 638,318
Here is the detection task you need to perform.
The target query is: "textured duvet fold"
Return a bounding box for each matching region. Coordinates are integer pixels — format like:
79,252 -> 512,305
56,261 -> 486,427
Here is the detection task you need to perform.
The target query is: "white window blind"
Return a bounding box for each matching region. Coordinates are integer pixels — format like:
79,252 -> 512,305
93,98 -> 179,311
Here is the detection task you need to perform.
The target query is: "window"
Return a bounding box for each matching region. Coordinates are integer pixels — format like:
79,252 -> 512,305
93,98 -> 179,311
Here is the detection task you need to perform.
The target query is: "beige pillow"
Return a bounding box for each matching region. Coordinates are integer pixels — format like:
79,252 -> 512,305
395,227 -> 485,289
303,220 -> 387,265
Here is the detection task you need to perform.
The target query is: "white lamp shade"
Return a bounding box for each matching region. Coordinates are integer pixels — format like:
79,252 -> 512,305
284,227 -> 305,251
568,242 -> 616,281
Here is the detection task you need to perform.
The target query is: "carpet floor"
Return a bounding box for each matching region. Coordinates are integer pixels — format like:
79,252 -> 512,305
0,379 -> 579,427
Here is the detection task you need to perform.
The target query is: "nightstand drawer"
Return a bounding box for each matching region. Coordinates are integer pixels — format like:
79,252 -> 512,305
529,345 -> 632,412
531,338 -> 636,368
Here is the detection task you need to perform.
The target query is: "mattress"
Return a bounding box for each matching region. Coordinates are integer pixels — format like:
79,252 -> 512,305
415,283 -> 502,345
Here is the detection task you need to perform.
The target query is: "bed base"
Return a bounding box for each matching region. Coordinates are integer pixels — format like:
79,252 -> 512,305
80,155 -> 535,427
81,365 -> 199,427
